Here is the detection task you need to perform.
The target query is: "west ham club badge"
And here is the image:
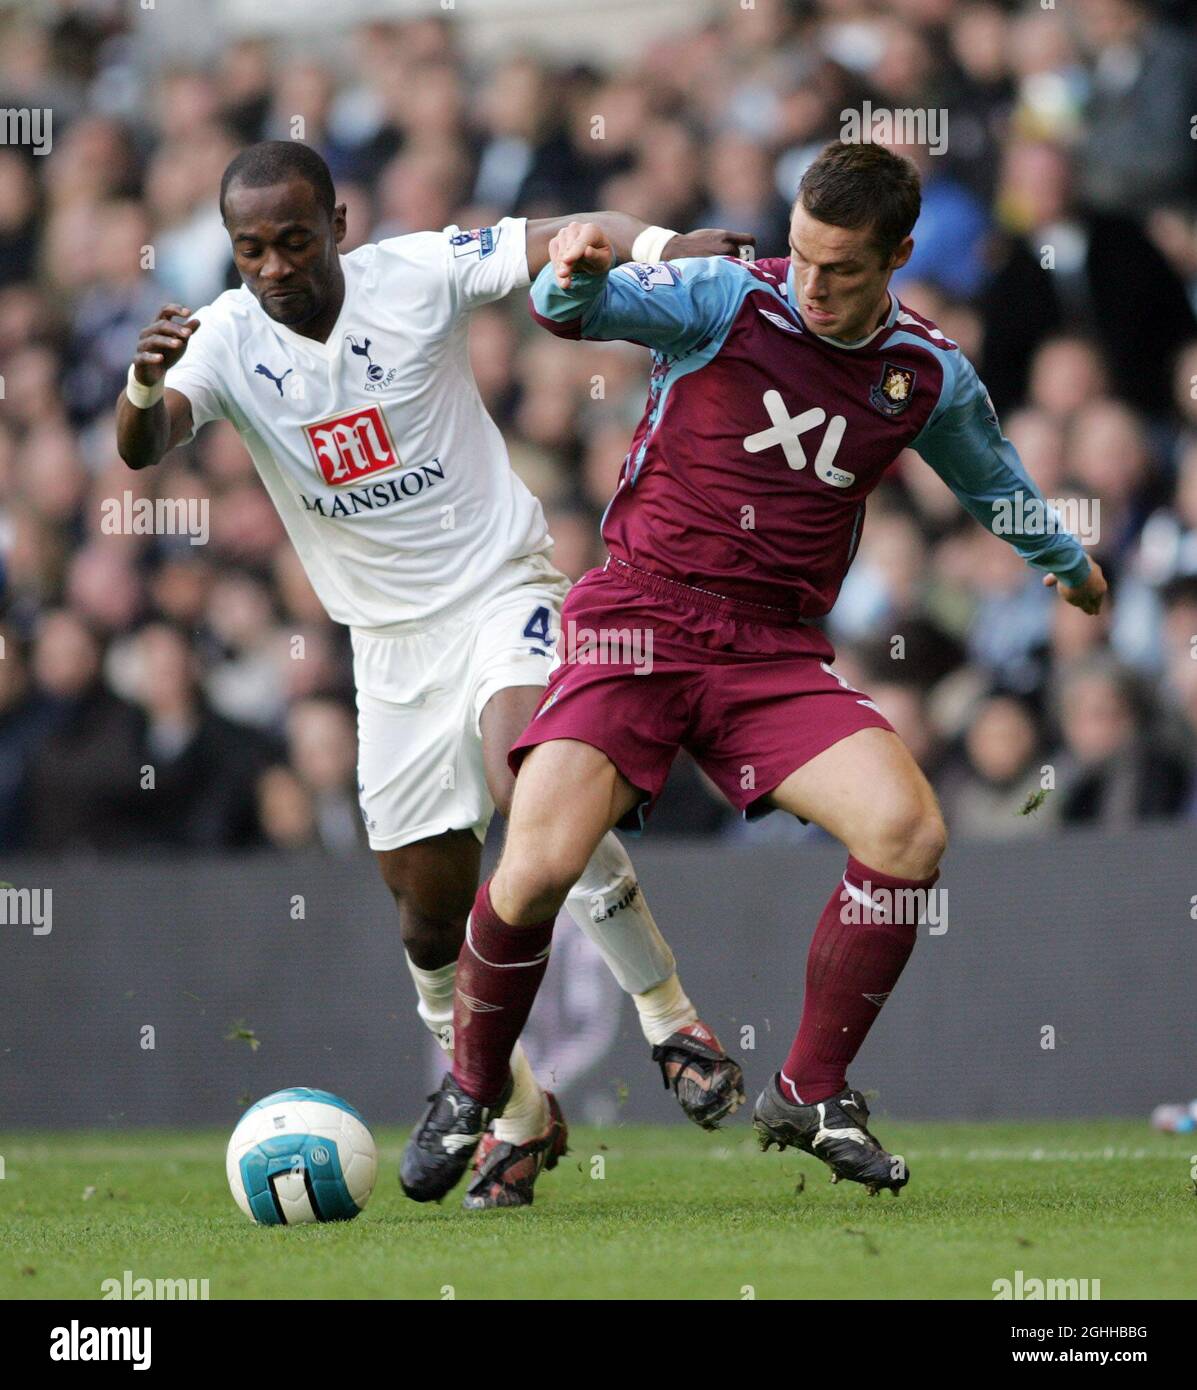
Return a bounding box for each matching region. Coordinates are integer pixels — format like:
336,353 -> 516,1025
869,361 -> 916,416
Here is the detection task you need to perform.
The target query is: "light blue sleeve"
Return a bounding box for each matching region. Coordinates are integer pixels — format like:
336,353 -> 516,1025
912,352 -> 1092,587
528,255 -> 749,357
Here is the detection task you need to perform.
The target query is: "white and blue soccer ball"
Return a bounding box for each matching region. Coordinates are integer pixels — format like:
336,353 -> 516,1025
226,1088 -> 378,1225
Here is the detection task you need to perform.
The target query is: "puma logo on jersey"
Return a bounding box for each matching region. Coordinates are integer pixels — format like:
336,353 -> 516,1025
254,362 -> 293,396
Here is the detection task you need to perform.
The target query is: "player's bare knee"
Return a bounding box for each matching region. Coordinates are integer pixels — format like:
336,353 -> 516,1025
399,907 -> 464,970
493,845 -> 579,925
860,797 -> 946,880
497,866 -> 573,923
910,808 -> 948,876
376,853 -> 474,964
398,870 -> 475,922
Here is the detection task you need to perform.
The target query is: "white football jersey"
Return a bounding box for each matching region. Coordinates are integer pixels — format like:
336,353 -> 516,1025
164,216 -> 551,630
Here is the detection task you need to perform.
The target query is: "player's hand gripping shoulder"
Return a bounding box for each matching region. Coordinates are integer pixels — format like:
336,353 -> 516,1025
1044,557 -> 1107,615
661,227 -> 757,261
549,221 -> 616,290
533,222 -> 754,356
549,221 -> 753,290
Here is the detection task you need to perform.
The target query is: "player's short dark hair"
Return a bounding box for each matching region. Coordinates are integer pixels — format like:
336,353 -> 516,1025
796,142 -> 922,260
219,140 -> 336,222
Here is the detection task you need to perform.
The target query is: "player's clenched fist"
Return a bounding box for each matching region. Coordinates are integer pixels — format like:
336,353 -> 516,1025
132,303 -> 200,385
550,222 -> 614,289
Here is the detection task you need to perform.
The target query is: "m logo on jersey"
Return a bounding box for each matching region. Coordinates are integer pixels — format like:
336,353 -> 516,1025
303,404 -> 401,485
450,226 -> 498,259
869,362 -> 916,416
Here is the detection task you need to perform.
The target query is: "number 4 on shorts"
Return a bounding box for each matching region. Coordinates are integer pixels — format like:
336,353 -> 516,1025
522,605 -> 554,649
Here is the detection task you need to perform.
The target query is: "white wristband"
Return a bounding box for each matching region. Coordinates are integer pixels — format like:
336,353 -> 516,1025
631,225 -> 679,264
125,363 -> 165,410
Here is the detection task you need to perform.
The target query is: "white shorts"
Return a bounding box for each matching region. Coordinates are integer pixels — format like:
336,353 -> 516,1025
352,554 -> 571,851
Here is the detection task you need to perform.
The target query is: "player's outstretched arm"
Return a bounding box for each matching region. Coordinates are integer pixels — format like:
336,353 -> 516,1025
913,353 -> 1107,616
525,214 -> 752,287
115,303 -> 198,470
528,222 -> 751,357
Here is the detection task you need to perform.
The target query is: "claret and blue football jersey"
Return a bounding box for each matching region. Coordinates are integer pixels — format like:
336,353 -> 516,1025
530,253 -> 1092,617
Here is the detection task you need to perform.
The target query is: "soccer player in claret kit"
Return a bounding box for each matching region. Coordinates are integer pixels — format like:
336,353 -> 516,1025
115,141 -> 755,1209
401,141 -> 1108,1201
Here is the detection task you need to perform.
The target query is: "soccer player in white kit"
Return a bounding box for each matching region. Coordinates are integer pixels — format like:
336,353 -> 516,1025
116,141 -> 747,1208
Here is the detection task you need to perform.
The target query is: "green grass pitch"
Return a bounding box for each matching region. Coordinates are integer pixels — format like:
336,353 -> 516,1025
2,1120 -> 1193,1300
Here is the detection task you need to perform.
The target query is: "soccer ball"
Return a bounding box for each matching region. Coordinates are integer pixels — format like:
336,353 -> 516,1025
226,1087 -> 378,1225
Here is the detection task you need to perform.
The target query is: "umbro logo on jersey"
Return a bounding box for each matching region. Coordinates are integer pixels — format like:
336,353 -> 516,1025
758,307 -> 802,335
254,362 -> 293,396
345,334 -> 397,391
303,404 -> 401,485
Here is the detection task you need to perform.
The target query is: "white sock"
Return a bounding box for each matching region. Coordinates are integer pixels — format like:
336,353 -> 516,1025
405,952 -> 547,1145
492,1042 -> 549,1144
632,971 -> 698,1046
405,955 -> 456,1053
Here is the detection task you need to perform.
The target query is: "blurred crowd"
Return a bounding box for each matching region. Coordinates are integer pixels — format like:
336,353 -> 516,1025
2,0 -> 1197,854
